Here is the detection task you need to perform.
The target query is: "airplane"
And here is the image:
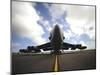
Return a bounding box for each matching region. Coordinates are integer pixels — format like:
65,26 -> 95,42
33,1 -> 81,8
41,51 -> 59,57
19,25 -> 87,54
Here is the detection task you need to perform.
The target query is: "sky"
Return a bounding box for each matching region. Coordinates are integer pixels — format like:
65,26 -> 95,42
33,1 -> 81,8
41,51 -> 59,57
11,1 -> 96,52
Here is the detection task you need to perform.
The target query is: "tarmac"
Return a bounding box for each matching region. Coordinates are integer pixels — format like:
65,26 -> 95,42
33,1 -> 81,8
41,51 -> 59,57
12,49 -> 96,74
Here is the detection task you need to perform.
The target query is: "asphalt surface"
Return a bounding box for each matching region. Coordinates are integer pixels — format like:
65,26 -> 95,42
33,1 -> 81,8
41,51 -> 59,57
59,50 -> 96,71
12,54 -> 55,74
12,50 -> 96,74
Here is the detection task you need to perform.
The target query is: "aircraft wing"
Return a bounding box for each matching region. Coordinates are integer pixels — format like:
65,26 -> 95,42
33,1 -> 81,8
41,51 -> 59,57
42,47 -> 53,51
34,42 -> 52,51
62,42 -> 87,50
19,42 -> 51,53
26,42 -> 51,52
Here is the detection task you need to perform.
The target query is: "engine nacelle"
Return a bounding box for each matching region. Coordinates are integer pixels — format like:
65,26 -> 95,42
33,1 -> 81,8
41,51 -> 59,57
78,46 -> 87,49
27,46 -> 41,53
19,49 -> 28,53
71,47 -> 76,50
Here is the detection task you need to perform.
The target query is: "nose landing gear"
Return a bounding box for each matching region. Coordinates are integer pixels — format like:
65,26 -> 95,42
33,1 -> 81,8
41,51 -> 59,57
51,50 -> 61,55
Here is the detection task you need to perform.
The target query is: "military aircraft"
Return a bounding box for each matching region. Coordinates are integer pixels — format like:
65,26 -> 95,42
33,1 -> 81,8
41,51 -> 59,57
19,25 -> 87,54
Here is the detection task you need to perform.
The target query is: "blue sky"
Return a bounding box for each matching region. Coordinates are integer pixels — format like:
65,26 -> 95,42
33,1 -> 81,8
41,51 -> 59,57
11,1 -> 95,52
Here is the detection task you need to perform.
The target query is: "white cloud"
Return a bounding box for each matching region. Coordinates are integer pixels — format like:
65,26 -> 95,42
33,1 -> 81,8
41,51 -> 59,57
11,43 -> 21,52
65,5 -> 95,40
38,17 -> 52,32
84,21 -> 95,40
11,43 -> 21,48
63,30 -> 73,40
12,1 -> 47,45
45,4 -> 66,22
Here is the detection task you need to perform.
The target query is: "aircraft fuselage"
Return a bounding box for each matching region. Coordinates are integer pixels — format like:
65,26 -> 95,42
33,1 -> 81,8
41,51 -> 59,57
50,25 -> 64,53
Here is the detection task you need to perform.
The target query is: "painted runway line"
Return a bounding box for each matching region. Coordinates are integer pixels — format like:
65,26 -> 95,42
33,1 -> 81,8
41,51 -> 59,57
54,55 -> 58,72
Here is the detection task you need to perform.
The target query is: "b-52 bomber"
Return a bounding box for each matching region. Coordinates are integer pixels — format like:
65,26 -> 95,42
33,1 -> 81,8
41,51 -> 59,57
19,25 -> 87,54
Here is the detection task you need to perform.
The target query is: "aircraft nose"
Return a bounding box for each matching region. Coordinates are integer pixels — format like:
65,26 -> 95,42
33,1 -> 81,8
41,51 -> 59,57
54,25 -> 61,35
55,25 -> 59,29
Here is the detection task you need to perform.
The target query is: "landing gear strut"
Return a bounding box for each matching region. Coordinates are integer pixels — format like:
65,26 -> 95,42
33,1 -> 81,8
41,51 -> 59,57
51,50 -> 61,55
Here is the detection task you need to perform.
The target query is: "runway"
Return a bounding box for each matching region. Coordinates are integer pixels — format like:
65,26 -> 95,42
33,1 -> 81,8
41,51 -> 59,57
12,49 -> 96,74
